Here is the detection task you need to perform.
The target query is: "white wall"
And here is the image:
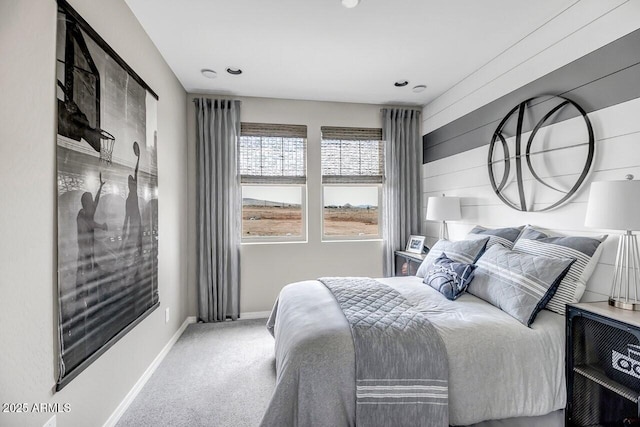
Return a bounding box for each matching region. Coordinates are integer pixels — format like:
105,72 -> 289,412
0,0 -> 188,426
421,0 -> 640,303
186,95 -> 386,314
423,0 -> 640,134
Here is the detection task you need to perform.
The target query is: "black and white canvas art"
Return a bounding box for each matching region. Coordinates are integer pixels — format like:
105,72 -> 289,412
55,0 -> 159,389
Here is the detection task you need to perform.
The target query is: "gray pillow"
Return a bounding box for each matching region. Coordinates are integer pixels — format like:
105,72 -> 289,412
465,225 -> 524,250
416,237 -> 489,278
467,245 -> 575,326
512,226 -> 607,315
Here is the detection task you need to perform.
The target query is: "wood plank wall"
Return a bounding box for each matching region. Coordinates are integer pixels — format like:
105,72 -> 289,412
421,3 -> 640,302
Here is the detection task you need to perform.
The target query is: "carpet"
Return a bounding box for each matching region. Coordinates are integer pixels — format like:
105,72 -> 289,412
116,319 -> 276,427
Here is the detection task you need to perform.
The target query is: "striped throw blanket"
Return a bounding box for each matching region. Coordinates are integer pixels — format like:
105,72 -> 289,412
319,277 -> 449,427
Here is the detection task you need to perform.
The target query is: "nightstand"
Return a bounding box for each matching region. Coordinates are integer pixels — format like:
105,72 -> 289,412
566,302 -> 640,426
394,250 -> 427,276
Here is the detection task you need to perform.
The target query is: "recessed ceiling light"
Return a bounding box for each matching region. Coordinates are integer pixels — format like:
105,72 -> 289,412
394,80 -> 409,87
342,0 -> 360,8
412,85 -> 427,93
226,67 -> 243,75
201,69 -> 217,79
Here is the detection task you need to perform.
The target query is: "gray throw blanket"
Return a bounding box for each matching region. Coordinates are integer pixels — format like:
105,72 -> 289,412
318,277 -> 449,427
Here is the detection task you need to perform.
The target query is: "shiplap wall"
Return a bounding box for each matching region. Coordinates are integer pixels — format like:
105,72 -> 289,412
422,0 -> 639,134
422,97 -> 640,302
421,1 -> 640,303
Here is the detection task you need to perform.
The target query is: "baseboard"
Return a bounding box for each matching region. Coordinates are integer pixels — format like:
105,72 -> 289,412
240,311 -> 271,320
103,315 -> 197,427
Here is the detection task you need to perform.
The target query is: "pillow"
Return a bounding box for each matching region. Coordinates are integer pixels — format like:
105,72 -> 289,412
465,225 -> 524,250
416,237 -> 489,278
512,226 -> 607,315
467,245 -> 575,326
423,254 -> 477,300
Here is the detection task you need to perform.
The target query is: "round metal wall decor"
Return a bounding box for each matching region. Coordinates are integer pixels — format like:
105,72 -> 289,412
488,95 -> 595,212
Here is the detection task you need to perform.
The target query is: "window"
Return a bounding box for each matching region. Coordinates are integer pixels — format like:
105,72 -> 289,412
239,123 -> 307,241
321,126 -> 384,239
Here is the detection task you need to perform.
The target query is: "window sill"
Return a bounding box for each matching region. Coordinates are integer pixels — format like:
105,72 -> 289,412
322,238 -> 383,243
241,239 -> 308,246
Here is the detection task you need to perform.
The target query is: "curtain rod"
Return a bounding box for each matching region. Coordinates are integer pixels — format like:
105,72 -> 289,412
191,98 -> 420,112
192,97 -> 242,103
379,107 -> 422,113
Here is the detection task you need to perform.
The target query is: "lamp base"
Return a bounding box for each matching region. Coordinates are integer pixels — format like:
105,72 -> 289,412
609,297 -> 640,311
608,231 -> 640,310
439,221 -> 449,241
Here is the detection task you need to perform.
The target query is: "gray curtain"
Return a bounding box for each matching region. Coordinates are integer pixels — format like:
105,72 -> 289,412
382,108 -> 422,276
194,98 -> 241,322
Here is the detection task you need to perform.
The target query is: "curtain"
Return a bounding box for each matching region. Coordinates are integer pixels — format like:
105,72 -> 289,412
194,98 -> 241,322
382,108 -> 422,277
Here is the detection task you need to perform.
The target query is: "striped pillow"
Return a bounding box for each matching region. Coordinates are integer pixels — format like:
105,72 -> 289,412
512,226 -> 607,315
468,245 -> 575,326
465,225 -> 524,250
416,237 -> 489,278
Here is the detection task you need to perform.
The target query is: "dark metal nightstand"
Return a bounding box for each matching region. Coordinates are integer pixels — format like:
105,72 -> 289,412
566,302 -> 640,426
394,250 -> 427,276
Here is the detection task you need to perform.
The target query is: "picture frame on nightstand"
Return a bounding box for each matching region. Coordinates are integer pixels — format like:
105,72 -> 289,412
406,235 -> 426,254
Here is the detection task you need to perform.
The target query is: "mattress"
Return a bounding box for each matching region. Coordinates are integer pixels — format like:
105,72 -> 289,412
261,276 -> 566,426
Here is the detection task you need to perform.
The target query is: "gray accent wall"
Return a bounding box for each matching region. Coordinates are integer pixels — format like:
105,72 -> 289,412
421,7 -> 640,305
423,27 -> 640,164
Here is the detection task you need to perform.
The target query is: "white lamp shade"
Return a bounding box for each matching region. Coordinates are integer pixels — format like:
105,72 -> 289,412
426,196 -> 461,221
585,180 -> 640,231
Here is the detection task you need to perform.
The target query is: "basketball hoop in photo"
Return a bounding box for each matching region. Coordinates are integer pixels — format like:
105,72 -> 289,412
99,130 -> 116,164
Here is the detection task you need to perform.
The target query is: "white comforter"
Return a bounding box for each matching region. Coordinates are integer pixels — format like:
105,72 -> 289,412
263,276 -> 566,426
378,276 -> 566,425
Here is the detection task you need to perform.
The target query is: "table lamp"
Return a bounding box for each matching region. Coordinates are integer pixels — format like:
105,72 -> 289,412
585,175 -> 640,310
426,194 -> 461,240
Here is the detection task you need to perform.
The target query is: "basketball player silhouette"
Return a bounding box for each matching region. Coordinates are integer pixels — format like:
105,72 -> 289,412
121,141 -> 143,259
76,172 -> 108,301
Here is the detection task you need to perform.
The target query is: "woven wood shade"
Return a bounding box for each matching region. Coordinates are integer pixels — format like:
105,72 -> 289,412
241,122 -> 307,138
321,126 -> 384,184
321,126 -> 382,141
239,123 -> 307,184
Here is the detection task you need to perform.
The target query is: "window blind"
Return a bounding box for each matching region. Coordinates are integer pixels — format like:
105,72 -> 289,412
321,126 -> 384,184
239,122 -> 307,184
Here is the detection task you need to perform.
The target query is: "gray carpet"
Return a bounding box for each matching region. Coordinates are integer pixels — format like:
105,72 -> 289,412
116,319 -> 276,427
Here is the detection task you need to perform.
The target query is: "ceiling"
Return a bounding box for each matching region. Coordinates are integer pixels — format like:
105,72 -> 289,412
125,0 -> 578,107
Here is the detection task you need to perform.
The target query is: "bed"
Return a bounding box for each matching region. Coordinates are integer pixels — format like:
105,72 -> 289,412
259,275 -> 566,427
259,225 -> 607,426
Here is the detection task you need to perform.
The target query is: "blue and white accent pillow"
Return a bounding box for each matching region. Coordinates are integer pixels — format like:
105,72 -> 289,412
416,237 -> 489,278
467,245 -> 575,326
513,226 -> 607,315
424,254 -> 476,300
465,225 -> 524,250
